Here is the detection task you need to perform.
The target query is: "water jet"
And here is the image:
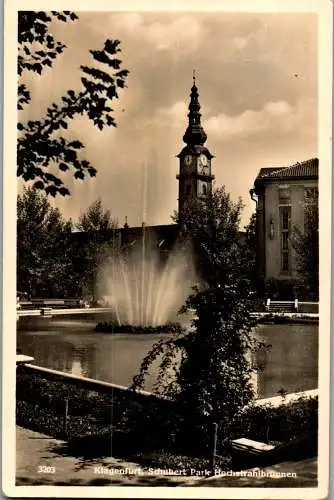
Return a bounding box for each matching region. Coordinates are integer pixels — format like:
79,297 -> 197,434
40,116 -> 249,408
98,237 -> 196,329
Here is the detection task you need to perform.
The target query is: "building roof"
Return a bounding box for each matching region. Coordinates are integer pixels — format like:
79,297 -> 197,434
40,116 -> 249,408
183,79 -> 208,147
255,158 -> 318,184
72,222 -> 246,252
72,223 -> 180,252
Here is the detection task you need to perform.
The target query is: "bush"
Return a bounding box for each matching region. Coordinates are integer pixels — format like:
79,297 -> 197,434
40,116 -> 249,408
16,400 -> 113,440
95,322 -> 182,334
16,367 -> 179,448
256,314 -> 318,325
230,396 -> 318,445
16,367 -> 317,469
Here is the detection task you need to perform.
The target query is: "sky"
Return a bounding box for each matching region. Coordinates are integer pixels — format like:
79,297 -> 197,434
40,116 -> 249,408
19,11 -> 318,228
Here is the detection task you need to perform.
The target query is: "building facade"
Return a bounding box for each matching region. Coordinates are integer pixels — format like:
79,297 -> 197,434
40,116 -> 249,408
250,158 -> 319,299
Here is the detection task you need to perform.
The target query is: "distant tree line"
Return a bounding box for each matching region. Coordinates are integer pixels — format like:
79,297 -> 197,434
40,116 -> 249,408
17,187 -> 116,299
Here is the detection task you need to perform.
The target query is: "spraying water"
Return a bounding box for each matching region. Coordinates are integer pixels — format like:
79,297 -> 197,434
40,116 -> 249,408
99,239 -> 196,326
98,150 -> 198,326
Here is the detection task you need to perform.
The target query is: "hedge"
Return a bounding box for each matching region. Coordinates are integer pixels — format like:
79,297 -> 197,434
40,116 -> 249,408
230,396 -> 318,445
16,367 -> 318,465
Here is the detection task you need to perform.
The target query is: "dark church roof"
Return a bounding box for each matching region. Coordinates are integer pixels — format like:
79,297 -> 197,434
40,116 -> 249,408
183,78 -> 208,147
177,76 -> 214,161
72,223 -> 180,252
255,158 -> 318,185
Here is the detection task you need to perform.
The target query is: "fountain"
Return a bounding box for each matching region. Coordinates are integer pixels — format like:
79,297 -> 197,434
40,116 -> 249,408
96,236 -> 197,331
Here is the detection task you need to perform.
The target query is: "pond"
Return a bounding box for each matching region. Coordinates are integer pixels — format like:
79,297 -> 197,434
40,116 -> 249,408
17,319 -> 318,399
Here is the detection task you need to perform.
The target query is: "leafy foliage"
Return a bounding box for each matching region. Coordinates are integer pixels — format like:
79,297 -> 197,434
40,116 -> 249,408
132,187 -> 260,449
231,396 -> 318,444
18,11 -> 78,77
71,199 -> 118,299
17,11 -> 129,196
291,190 -> 319,300
17,187 -> 74,297
244,213 -> 260,290
17,190 -> 119,299
75,198 -> 117,232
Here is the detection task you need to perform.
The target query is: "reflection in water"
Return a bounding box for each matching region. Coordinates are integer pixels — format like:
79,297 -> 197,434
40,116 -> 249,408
17,320 -> 318,398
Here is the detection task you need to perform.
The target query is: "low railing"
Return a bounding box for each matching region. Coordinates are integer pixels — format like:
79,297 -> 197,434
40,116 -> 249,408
21,363 -> 164,400
265,299 -> 319,314
17,307 -> 114,318
17,298 -> 87,310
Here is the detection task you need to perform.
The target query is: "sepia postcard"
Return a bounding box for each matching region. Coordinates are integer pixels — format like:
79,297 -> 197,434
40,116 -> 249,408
2,0 -> 332,498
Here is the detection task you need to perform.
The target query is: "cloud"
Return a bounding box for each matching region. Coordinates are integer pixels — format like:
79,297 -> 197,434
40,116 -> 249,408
156,101 -> 188,123
205,99 -> 315,141
152,100 -> 211,130
145,16 -> 206,50
111,13 -> 207,52
112,12 -> 144,32
232,36 -> 250,50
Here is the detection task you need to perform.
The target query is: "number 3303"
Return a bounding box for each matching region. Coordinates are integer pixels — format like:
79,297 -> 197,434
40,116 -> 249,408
38,466 -> 55,473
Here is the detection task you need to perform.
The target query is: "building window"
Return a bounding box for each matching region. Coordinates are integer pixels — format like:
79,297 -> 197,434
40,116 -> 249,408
202,184 -> 207,195
280,206 -> 291,273
186,185 -> 191,195
278,187 -> 291,204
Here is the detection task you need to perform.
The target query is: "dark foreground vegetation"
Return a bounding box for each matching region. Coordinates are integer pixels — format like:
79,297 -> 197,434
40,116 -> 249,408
16,366 -> 318,472
94,322 -> 183,334
256,314 -> 319,325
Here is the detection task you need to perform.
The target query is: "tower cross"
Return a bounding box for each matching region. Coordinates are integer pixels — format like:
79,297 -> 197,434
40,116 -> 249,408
192,69 -> 196,85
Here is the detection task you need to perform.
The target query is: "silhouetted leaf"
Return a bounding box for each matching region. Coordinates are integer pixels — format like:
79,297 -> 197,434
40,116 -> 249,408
45,185 -> 58,196
74,171 -> 85,180
68,140 -> 83,149
87,168 -> 97,177
104,39 -> 121,54
32,63 -> 42,74
58,187 -> 70,196
90,50 -> 116,66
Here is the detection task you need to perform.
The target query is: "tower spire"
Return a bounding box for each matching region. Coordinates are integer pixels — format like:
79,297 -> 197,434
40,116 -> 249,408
176,75 -> 215,219
183,72 -> 207,146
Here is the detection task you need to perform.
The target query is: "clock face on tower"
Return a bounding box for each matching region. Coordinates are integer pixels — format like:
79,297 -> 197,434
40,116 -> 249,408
200,154 -> 208,166
198,154 -> 209,174
184,155 -> 192,166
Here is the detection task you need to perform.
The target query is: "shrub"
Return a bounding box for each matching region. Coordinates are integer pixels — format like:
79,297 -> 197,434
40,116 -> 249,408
230,396 -> 318,445
132,188 -> 261,453
95,322 -> 182,334
16,367 -> 177,447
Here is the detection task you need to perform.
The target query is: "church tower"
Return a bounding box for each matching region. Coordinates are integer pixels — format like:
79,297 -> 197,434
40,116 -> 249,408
177,74 -> 214,219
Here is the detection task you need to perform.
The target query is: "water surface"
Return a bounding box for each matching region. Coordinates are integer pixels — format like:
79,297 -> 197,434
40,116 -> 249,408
17,319 -> 318,398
